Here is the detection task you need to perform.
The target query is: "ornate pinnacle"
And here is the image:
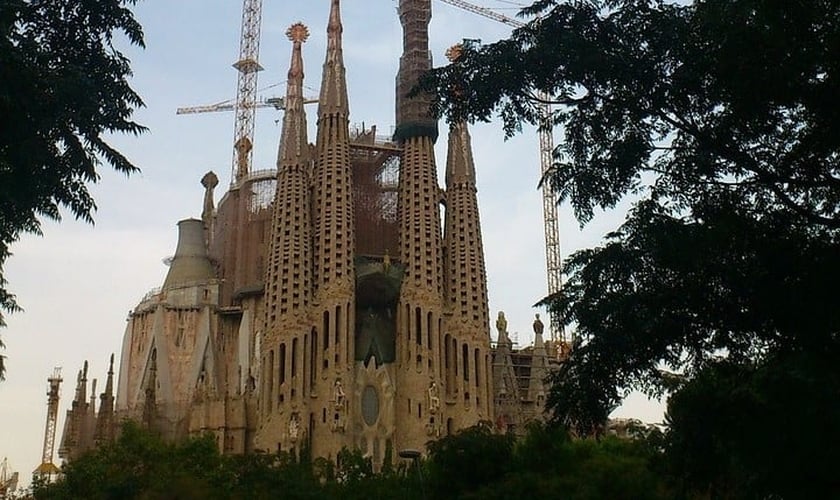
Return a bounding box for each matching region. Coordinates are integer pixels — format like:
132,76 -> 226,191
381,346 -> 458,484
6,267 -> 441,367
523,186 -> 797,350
286,22 -> 309,43
445,44 -> 464,63
328,0 -> 342,41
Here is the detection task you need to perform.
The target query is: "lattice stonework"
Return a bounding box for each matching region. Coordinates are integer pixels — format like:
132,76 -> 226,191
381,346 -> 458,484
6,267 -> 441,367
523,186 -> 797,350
398,136 -> 443,294
444,123 -> 489,326
266,164 -> 311,322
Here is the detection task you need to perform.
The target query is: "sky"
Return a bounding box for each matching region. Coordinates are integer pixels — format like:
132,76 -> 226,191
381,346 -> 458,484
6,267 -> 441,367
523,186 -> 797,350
0,0 -> 661,483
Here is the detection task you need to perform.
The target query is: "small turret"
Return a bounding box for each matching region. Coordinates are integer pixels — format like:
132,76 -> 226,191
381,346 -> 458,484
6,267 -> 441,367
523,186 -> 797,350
163,219 -> 216,289
95,354 -> 116,446
527,314 -> 549,405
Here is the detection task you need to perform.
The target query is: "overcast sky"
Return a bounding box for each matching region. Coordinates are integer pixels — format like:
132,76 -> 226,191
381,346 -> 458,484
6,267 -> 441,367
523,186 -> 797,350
0,0 -> 660,483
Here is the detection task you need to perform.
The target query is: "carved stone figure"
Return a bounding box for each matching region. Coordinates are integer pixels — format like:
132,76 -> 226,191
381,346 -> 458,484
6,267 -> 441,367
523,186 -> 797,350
533,313 -> 544,336
428,381 -> 441,414
496,311 -> 508,335
289,413 -> 300,442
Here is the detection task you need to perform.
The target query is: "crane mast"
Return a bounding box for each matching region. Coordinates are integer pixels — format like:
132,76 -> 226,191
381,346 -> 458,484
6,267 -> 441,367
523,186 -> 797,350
231,0 -> 264,183
436,0 -> 566,347
33,368 -> 62,482
0,457 -> 19,499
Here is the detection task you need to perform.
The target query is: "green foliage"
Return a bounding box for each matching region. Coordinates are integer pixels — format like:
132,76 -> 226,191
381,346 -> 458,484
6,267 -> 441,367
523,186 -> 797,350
35,423 -> 673,499
0,0 -> 146,370
422,422 -> 668,500
425,422 -> 515,498
420,0 -> 840,436
34,422 -> 221,500
664,352 -> 840,499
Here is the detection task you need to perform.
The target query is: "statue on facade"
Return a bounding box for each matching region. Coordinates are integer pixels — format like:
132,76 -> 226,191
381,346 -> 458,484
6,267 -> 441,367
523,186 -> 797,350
289,413 -> 300,442
331,379 -> 347,432
496,311 -> 508,336
333,378 -> 346,410
428,381 -> 441,414
533,313 -> 544,336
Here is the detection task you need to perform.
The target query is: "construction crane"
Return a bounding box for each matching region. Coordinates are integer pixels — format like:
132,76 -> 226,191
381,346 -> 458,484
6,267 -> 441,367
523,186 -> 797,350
176,96 -> 318,116
231,0 -> 264,183
436,0 -> 567,349
178,0 -> 319,183
33,368 -> 62,482
0,457 -> 19,500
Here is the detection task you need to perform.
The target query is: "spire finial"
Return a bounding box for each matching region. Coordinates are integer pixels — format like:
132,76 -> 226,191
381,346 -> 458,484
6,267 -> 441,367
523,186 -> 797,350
287,22 -> 309,44
327,0 -> 342,52
317,0 -> 348,116
286,23 -> 308,83
445,43 -> 464,63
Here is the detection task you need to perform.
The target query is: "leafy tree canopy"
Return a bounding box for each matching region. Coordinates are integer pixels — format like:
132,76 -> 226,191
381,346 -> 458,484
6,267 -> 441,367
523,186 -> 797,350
34,422 -> 670,499
0,0 -> 146,377
664,352 -> 840,498
419,0 -> 840,431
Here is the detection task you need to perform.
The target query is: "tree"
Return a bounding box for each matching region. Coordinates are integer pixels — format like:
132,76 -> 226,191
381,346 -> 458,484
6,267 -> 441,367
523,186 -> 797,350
419,0 -> 840,431
425,422 -> 515,498
428,422 -> 668,500
0,0 -> 146,377
664,353 -> 840,498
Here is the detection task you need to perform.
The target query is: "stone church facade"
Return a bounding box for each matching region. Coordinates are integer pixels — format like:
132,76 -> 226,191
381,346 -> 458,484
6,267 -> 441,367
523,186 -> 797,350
59,0 -> 558,466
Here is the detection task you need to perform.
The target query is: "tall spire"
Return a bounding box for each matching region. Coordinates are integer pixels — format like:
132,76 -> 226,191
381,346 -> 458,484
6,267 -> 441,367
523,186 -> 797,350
395,0 -> 436,141
443,120 -> 488,327
279,23 -> 309,165
394,0 -> 447,451
95,354 -> 116,446
318,0 -> 349,117
313,0 -> 354,296
309,0 -> 356,457
264,23 -> 312,331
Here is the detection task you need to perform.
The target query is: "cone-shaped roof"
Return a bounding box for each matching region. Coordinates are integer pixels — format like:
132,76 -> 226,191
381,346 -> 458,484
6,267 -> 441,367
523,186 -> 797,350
279,23 -> 309,165
445,121 -> 477,186
163,219 -> 215,289
317,0 -> 348,117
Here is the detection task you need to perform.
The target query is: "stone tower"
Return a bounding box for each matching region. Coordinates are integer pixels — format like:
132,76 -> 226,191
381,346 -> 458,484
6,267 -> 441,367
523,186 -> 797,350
442,120 -> 493,430
393,0 -> 449,449
309,0 -> 357,458
256,22 -> 315,453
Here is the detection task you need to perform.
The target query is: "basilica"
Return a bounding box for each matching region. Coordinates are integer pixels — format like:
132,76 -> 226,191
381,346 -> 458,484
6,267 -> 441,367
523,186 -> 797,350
57,0 -> 557,466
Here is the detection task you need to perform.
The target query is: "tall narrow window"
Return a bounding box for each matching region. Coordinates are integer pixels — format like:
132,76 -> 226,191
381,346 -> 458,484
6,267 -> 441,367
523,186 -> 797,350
444,334 -> 451,387
415,307 -> 422,346
335,305 -> 342,347
474,348 -> 480,387
303,333 -> 309,395
310,328 -> 317,387
323,311 -> 330,351
268,349 -> 275,410
427,312 -> 433,351
291,338 -> 298,377
462,343 -> 469,382
279,343 -> 287,385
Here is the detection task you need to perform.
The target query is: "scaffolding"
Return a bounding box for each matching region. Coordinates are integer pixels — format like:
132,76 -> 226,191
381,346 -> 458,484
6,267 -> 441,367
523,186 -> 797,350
33,368 -> 62,482
350,125 -> 401,258
0,458 -> 18,499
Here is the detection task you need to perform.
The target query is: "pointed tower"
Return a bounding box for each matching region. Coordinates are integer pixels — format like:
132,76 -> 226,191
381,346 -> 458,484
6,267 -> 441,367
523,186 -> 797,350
394,0 -> 446,449
95,355 -> 116,446
442,116 -> 493,427
256,22 -> 315,452
57,362 -> 91,461
526,314 -> 549,407
309,0 -> 356,457
491,312 -> 523,433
